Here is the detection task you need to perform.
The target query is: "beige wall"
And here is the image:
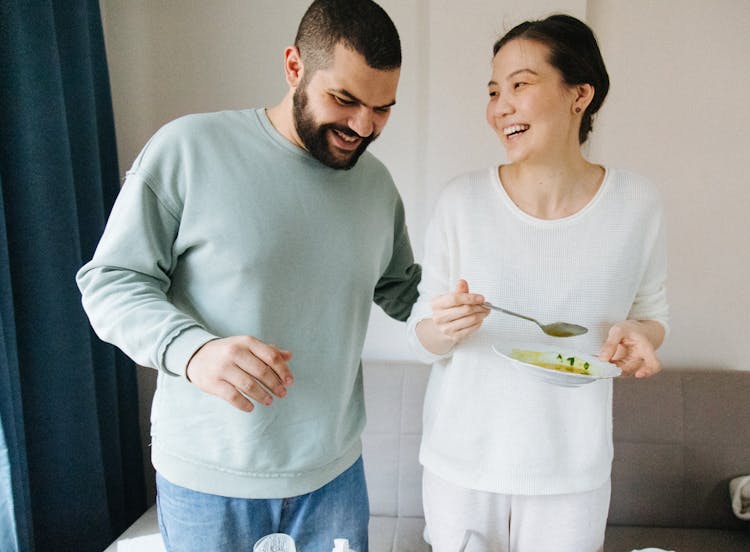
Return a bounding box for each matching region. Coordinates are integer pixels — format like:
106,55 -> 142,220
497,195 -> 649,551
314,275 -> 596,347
100,0 -> 749,372
586,0 -> 750,370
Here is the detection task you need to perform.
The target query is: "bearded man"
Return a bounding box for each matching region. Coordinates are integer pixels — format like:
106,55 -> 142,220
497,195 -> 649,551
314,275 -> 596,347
76,1 -> 420,549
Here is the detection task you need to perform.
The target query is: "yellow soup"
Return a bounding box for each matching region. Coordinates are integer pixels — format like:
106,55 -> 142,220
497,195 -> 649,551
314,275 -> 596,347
510,349 -> 592,375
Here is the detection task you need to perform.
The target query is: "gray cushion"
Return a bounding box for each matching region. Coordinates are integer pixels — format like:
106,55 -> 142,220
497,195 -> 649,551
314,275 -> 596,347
610,369 -> 750,530
604,525 -> 750,552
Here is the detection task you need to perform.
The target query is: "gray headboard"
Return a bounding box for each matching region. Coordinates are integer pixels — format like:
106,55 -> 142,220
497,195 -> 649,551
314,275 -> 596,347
610,369 -> 750,530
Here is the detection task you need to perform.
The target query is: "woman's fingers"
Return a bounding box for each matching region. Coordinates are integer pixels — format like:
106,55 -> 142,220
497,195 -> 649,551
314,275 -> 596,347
434,304 -> 489,338
599,323 -> 662,378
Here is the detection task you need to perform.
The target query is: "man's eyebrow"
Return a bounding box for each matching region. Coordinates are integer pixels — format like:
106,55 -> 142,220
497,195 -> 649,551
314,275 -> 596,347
329,88 -> 397,109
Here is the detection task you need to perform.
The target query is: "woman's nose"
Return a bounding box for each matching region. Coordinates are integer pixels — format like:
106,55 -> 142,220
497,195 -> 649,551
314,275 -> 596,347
493,94 -> 514,117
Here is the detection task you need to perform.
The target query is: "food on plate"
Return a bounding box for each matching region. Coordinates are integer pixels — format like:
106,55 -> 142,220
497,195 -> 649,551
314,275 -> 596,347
510,349 -> 592,375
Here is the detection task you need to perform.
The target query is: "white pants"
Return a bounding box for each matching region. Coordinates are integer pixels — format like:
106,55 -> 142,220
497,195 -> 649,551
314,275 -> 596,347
422,470 -> 610,552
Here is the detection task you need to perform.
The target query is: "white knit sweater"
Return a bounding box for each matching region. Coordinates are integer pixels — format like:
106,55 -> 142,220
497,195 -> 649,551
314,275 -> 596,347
407,167 -> 669,495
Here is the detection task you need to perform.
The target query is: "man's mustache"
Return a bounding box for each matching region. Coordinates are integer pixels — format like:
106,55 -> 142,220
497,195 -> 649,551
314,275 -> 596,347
329,124 -> 372,140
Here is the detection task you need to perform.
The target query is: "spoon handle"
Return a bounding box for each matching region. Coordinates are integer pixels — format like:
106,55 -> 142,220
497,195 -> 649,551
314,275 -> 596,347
482,302 -> 540,325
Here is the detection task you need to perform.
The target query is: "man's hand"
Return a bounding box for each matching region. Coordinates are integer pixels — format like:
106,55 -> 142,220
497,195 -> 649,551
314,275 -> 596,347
416,279 -> 489,354
186,336 -> 293,412
598,320 -> 665,378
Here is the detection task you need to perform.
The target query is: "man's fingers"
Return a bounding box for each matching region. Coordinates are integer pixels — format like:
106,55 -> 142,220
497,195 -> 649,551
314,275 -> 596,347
233,339 -> 292,398
186,336 -> 296,412
213,379 -> 256,412
247,336 -> 295,386
223,365 -> 276,406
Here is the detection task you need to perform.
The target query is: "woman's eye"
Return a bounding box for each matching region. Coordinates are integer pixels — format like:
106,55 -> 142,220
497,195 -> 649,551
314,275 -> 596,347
488,91 -> 498,99
514,82 -> 526,89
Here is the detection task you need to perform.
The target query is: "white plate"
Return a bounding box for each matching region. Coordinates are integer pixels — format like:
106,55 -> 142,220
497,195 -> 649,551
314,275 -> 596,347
491,343 -> 621,387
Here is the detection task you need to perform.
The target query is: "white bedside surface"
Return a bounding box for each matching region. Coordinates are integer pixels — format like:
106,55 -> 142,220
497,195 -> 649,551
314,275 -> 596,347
103,506 -> 164,552
102,507 -> 428,552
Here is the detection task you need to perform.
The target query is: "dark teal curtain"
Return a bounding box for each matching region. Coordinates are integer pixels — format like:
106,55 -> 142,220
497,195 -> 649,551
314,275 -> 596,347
0,2 -> 147,551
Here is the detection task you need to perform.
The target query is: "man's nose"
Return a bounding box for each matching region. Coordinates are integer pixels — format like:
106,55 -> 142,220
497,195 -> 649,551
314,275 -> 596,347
349,106 -> 374,138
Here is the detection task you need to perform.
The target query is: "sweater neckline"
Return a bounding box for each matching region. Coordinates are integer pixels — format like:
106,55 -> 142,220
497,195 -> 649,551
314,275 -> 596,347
491,165 -> 611,226
252,108 -> 374,176
253,108 -> 319,163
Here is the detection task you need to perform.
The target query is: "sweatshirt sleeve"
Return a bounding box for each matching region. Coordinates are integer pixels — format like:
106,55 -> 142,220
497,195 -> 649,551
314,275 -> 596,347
373,196 -> 422,322
76,171 -> 217,378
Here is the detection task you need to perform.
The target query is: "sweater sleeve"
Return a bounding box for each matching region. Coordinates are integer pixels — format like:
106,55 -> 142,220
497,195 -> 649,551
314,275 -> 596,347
627,200 -> 670,337
406,188 -> 456,363
75,172 -> 217,378
373,196 -> 422,321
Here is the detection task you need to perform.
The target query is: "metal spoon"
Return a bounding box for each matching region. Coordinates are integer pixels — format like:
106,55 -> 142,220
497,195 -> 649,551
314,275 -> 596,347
482,302 -> 588,337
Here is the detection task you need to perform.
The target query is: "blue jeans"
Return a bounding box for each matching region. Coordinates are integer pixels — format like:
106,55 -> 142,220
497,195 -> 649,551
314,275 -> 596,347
156,457 -> 369,552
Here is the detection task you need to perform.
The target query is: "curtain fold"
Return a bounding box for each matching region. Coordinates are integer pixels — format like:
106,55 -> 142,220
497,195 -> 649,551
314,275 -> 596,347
0,175 -> 30,552
0,2 -> 147,551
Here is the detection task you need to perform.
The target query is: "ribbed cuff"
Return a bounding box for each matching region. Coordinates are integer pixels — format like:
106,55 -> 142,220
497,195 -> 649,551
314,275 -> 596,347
406,315 -> 454,364
162,326 -> 219,378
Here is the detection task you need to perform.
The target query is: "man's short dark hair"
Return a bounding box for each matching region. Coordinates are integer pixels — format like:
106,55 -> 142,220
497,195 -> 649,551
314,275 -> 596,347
295,0 -> 401,75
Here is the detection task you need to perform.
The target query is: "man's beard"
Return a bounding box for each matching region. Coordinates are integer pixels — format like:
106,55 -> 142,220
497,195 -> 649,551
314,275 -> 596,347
292,84 -> 374,170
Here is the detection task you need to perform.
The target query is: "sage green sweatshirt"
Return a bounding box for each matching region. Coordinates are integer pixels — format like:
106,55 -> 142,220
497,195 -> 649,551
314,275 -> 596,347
76,108 -> 421,498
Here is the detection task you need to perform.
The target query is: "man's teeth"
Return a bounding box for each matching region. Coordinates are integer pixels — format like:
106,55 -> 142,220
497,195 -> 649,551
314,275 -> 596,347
504,124 -> 529,136
334,129 -> 359,143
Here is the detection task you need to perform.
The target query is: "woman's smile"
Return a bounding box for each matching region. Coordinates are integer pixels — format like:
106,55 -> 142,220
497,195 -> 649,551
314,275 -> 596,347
503,124 -> 530,139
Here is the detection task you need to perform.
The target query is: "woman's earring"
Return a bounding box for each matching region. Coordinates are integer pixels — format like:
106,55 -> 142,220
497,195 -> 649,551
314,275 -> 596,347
575,107 -> 582,113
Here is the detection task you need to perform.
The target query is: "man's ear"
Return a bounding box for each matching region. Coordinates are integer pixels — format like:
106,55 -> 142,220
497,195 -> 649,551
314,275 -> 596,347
284,46 -> 304,88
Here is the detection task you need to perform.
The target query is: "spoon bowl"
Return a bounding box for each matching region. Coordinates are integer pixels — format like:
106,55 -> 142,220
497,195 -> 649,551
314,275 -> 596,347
482,302 -> 588,338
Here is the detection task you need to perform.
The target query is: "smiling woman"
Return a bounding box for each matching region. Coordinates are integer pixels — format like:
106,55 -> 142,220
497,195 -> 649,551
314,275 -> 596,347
487,39 -> 595,166
407,13 -> 668,552
489,15 -> 610,146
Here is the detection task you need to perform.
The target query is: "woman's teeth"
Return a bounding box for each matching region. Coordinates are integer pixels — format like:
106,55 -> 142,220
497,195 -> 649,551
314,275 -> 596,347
504,124 -> 529,136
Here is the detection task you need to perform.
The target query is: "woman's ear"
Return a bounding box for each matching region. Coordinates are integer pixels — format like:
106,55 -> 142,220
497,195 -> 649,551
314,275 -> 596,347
283,46 -> 304,88
573,83 -> 595,114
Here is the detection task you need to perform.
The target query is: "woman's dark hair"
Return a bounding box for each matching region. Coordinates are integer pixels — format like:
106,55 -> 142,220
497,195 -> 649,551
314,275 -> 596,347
493,14 -> 609,144
295,0 -> 401,76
